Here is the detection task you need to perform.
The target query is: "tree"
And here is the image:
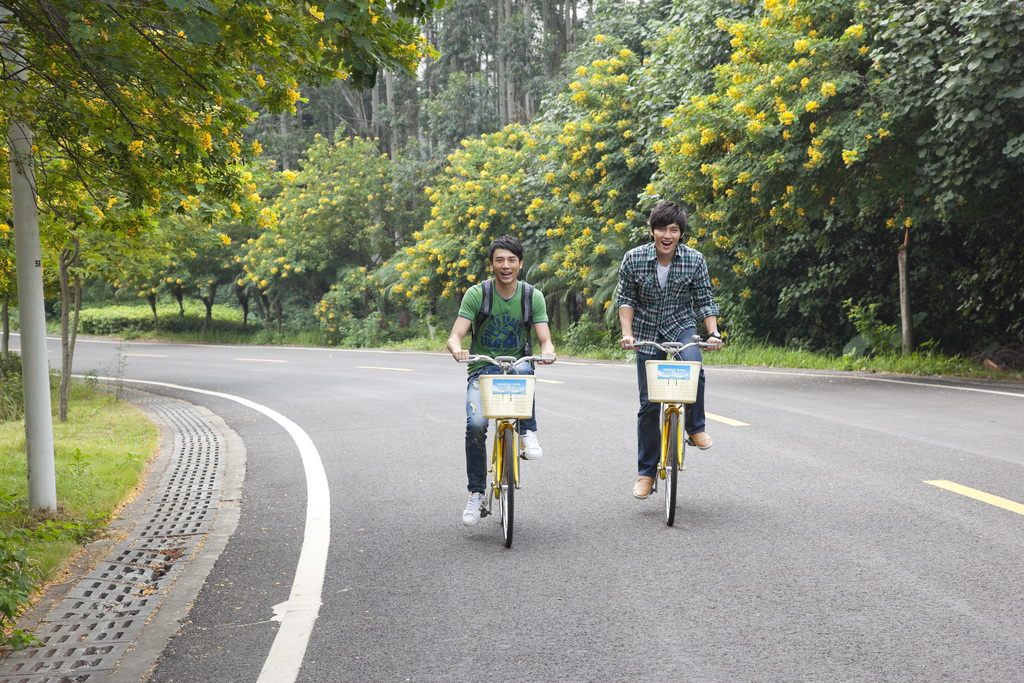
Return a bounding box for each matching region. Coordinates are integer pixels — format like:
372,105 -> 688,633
2,0 -> 443,509
651,0 -> 1024,352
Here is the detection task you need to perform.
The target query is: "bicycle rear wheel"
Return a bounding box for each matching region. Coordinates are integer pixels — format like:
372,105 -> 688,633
665,409 -> 680,526
497,423 -> 515,547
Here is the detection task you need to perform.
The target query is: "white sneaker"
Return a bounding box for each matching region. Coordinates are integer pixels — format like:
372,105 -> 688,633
521,430 -> 543,460
462,491 -> 486,526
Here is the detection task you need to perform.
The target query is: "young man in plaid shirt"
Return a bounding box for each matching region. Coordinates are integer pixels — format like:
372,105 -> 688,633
616,201 -> 723,499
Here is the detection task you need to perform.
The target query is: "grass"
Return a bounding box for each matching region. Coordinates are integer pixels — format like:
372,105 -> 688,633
374,333 -> 1024,382
0,381 -> 158,581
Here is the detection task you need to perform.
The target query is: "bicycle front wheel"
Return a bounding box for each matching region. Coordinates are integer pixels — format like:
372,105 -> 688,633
665,409 -> 680,526
498,423 -> 515,547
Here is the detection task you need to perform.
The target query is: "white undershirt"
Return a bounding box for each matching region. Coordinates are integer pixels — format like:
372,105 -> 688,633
656,262 -> 670,290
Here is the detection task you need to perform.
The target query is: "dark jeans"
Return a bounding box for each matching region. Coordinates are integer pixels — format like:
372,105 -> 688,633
635,326 -> 706,478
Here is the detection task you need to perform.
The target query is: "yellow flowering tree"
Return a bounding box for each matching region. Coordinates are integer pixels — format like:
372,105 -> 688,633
243,135 -> 430,341
394,124 -> 552,323
652,0 -> 910,349
652,0 -> 1024,351
525,34 -> 656,319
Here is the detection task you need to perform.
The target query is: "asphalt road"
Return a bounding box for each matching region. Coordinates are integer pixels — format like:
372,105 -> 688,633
40,335 -> 1024,681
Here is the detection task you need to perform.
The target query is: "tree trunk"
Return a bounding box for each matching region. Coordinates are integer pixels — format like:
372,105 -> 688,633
496,0 -> 508,125
58,238 -> 80,422
253,290 -> 269,325
173,284 -> 185,316
202,284 -> 217,332
426,301 -> 437,339
236,288 -> 250,329
384,70 -> 398,160
1,293 -> 8,360
147,291 -> 158,332
371,81 -> 381,140
280,112 -> 290,171
274,298 -> 283,334
898,229 -> 913,354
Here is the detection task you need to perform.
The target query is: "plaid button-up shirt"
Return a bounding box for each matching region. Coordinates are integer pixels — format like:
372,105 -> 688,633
616,242 -> 719,342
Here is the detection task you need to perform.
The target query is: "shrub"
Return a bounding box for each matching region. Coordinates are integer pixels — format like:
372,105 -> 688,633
0,532 -> 42,651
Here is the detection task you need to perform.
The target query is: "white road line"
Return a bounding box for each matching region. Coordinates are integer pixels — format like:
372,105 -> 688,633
99,376 -> 328,683
707,413 -> 748,427
711,366 -> 1024,399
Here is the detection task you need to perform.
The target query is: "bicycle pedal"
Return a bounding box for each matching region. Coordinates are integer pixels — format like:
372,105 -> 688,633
480,508 -> 491,518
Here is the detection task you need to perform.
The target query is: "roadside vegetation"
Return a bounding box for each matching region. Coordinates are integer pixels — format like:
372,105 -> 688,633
0,365 -> 157,652
42,298 -> 1024,383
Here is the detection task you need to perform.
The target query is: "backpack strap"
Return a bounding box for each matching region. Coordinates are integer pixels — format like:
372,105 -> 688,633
521,282 -> 534,359
469,278 -> 493,355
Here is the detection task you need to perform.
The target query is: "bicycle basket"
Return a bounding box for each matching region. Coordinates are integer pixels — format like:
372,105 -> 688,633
480,375 -> 536,419
645,360 -> 701,403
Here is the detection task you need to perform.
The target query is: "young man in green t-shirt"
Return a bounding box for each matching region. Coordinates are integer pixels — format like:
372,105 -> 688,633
446,235 -> 556,526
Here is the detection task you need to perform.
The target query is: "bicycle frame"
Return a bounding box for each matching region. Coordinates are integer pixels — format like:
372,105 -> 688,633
459,353 -> 551,547
492,417 -> 520,492
659,403 -> 685,474
632,337 -> 711,525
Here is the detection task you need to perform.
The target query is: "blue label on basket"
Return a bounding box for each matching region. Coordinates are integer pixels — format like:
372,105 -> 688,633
656,364 -> 691,380
492,378 -> 528,395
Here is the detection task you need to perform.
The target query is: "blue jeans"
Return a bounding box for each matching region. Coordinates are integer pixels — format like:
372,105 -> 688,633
635,327 -> 706,478
465,365 -> 537,492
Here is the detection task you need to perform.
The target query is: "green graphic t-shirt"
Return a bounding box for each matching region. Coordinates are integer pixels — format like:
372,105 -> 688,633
457,280 -> 548,373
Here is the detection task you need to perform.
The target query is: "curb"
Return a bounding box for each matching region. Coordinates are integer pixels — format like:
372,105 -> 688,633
0,390 -> 245,683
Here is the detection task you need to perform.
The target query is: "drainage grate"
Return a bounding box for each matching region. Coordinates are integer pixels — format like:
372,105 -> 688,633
0,390 -> 228,683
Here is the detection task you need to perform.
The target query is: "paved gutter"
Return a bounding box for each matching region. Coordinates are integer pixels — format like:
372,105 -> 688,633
0,390 -> 245,683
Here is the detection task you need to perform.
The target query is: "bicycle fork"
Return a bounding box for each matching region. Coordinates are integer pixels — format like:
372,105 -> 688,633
484,420 -> 521,512
658,405 -> 686,480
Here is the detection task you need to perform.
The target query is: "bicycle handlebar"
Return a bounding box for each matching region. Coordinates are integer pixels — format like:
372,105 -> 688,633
631,335 -> 716,358
458,354 -> 555,368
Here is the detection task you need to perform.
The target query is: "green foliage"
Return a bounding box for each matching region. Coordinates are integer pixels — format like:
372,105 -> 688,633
247,136 -> 432,328
842,299 -> 899,358
0,354 -> 25,423
0,531 -> 42,651
75,302 -> 247,336
423,72 -> 500,154
564,313 -> 610,354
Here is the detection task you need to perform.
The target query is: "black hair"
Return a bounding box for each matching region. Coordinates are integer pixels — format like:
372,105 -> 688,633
488,235 -> 525,261
649,201 -> 687,233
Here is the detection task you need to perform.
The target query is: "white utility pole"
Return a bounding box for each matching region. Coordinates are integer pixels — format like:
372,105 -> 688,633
2,7 -> 57,511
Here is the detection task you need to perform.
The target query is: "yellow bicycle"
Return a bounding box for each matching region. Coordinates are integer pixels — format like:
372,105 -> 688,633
634,337 -> 712,526
460,354 -> 551,547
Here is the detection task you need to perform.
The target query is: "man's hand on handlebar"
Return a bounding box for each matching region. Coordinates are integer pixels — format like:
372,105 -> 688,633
620,333 -> 636,350
451,348 -> 470,362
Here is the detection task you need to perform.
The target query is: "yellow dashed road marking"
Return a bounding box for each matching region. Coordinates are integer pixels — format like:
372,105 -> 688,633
925,480 -> 1024,516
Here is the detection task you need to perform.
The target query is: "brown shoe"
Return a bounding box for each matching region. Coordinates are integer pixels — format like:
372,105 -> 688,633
633,475 -> 655,499
687,431 -> 712,450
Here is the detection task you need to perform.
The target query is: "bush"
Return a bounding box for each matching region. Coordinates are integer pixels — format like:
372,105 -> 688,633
0,531 -> 42,651
565,313 -> 610,354
0,354 -> 24,423
76,302 -> 248,336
